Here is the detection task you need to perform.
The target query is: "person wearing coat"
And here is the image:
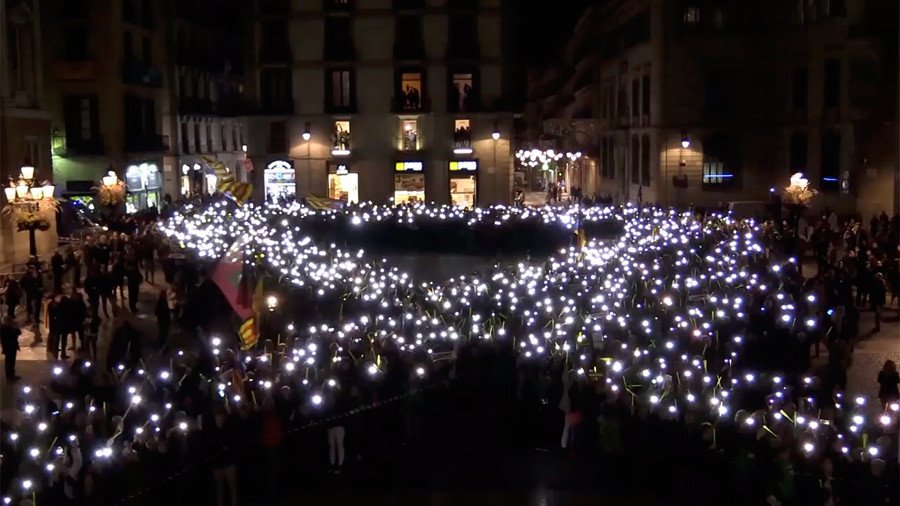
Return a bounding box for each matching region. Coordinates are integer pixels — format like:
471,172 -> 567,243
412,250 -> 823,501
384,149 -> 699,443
1,316 -> 22,381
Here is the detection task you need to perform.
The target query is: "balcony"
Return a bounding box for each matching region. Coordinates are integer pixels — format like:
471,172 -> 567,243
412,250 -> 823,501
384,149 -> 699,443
63,138 -> 105,156
391,96 -> 431,114
178,97 -> 214,115
124,134 -> 168,153
122,61 -> 163,87
259,47 -> 293,64
452,132 -> 472,155
258,100 -> 295,116
52,61 -> 97,81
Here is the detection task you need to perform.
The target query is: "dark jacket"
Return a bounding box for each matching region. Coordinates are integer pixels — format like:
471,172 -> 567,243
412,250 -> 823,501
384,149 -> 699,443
1,323 -> 21,354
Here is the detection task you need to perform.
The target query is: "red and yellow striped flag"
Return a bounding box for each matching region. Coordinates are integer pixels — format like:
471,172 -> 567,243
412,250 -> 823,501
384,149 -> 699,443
238,279 -> 264,350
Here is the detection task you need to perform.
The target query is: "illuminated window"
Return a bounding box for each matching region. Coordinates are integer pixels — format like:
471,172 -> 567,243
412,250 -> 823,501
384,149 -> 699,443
450,72 -> 473,112
401,119 -> 418,151
332,120 -> 351,154
328,69 -> 353,110
453,119 -> 471,150
398,72 -> 423,111
683,7 -> 700,24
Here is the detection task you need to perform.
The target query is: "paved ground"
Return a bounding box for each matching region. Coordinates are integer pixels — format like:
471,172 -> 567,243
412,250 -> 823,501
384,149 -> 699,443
0,276 -> 168,411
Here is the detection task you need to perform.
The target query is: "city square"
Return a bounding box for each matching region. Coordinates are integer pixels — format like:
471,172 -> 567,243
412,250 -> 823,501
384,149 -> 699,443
1,0 -> 899,505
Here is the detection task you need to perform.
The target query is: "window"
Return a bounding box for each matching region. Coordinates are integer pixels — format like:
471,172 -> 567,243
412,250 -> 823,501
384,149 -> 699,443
824,0 -> 846,17
631,79 -> 639,119
62,27 -> 89,61
63,95 -> 99,147
450,72 -> 476,112
792,66 -> 808,112
641,75 -> 650,116
221,125 -> 229,151
683,7 -> 700,24
22,137 -> 40,168
260,68 -> 293,112
269,121 -> 286,153
704,69 -> 734,120
233,127 -> 240,153
824,58 -> 840,108
206,123 -> 213,152
260,21 -> 291,62
79,98 -> 92,139
448,14 -> 478,58
820,129 -> 840,190
181,122 -> 190,153
702,135 -> 738,188
397,71 -> 424,111
401,119 -> 418,150
600,138 -> 610,179
454,119 -> 471,149
789,132 -> 807,173
332,120 -> 351,152
194,123 -> 202,152
328,69 -> 354,110
142,36 -> 152,65
630,135 -> 639,184
324,17 -> 355,61
640,135 -> 651,186
394,15 -> 424,60
123,32 -> 134,62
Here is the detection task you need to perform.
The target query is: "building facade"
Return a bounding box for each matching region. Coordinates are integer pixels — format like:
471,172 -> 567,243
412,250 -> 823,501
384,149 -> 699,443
165,0 -> 250,199
42,0 -> 169,212
1,0 -> 56,263
245,0 -> 514,206
526,0 -> 897,214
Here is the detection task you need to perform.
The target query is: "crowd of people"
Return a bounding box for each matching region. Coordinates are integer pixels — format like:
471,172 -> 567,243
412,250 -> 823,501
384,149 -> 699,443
0,201 -> 898,506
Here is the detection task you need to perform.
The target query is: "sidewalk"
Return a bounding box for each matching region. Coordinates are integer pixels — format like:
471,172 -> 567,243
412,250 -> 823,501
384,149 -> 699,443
0,277 -> 169,411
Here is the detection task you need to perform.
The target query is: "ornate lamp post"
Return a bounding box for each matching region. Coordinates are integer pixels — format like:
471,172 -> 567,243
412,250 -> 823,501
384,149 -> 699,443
2,165 -> 58,257
96,170 -> 126,217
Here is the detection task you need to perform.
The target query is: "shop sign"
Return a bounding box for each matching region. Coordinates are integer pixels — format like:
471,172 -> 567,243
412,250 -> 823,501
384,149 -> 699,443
395,161 -> 423,172
449,161 -> 477,172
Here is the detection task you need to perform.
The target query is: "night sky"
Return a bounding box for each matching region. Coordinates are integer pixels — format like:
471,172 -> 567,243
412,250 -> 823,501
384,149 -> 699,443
515,0 -> 590,67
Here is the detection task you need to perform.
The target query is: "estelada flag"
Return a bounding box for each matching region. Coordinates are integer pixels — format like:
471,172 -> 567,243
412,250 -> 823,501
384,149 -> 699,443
210,237 -> 253,321
238,279 -> 264,350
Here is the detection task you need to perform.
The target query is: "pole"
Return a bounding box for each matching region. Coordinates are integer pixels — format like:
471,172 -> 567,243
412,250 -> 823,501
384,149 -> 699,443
28,228 -> 37,257
306,141 -> 311,198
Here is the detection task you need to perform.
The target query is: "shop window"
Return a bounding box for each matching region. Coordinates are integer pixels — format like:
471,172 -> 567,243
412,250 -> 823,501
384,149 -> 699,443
264,160 -> 296,203
401,119 -> 418,151
328,162 -> 358,203
820,129 -> 840,191
450,71 -> 476,112
789,131 -> 807,173
453,119 -> 471,153
327,69 -> 354,112
449,160 -> 477,208
640,134 -> 651,186
397,71 -> 424,112
824,58 -> 840,109
702,134 -> 738,188
394,161 -> 425,204
332,120 -> 351,155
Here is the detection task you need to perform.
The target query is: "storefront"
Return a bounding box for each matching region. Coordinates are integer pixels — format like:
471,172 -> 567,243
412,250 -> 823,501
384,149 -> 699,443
125,162 -> 162,213
264,160 -> 296,203
449,160 -> 478,208
327,162 -> 359,204
394,161 -> 425,204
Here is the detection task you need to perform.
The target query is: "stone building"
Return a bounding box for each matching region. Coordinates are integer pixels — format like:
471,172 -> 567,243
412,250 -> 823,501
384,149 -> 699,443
244,0 -> 515,206
1,0 -> 56,263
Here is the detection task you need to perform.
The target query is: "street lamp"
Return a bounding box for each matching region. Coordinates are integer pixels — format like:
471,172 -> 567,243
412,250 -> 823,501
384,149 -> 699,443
96,170 -> 126,216
2,164 -> 58,257
302,122 -> 311,142
680,132 -> 691,149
